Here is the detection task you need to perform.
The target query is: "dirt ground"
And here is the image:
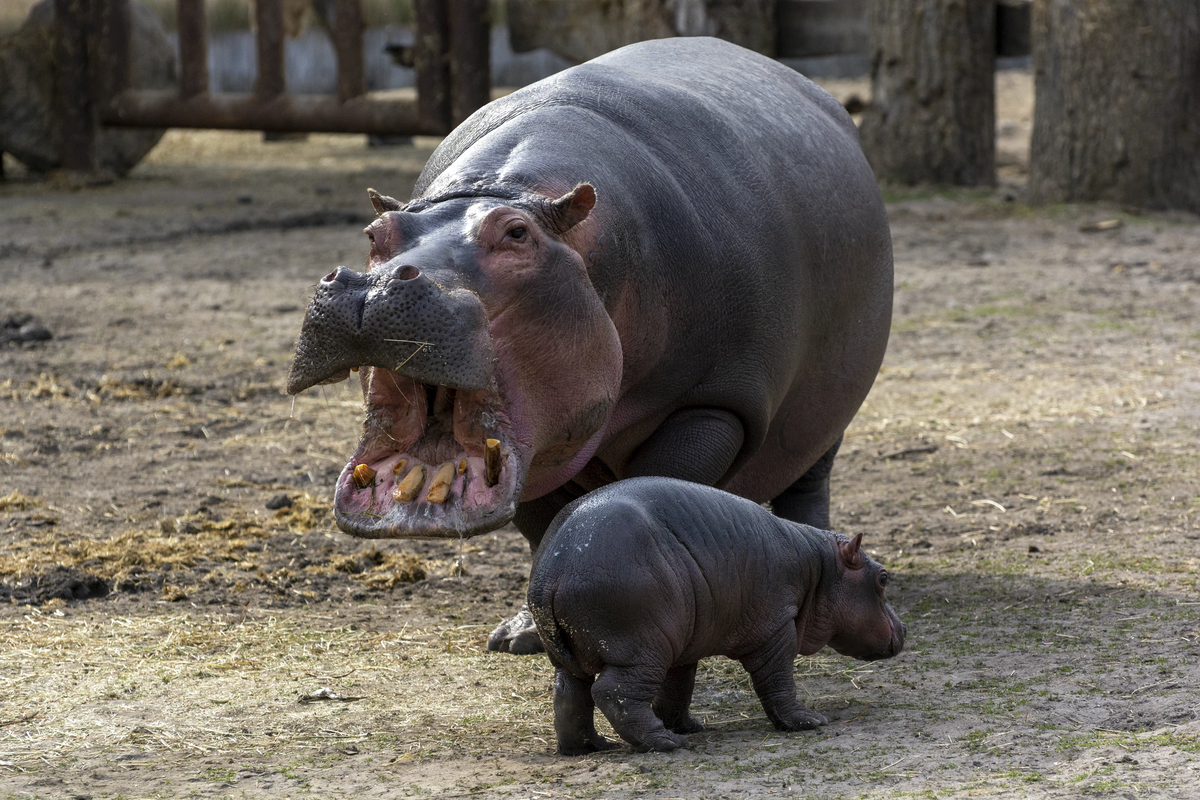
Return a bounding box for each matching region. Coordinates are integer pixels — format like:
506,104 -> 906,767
1,71 -> 1198,799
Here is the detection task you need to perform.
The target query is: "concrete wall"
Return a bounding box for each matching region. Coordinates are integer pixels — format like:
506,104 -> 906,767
185,24 -> 573,94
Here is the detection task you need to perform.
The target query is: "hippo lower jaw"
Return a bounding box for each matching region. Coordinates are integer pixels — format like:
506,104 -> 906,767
332,365 -> 527,539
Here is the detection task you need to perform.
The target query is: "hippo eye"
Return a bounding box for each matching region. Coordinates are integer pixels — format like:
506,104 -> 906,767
506,226 -> 527,242
878,571 -> 889,589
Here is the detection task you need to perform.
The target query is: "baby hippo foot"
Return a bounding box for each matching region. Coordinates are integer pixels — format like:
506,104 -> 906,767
559,733 -> 618,756
629,728 -> 688,753
773,708 -> 829,732
487,604 -> 545,654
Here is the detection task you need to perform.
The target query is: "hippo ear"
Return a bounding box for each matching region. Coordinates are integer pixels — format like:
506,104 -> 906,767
367,188 -> 403,216
839,532 -> 865,569
546,183 -> 596,234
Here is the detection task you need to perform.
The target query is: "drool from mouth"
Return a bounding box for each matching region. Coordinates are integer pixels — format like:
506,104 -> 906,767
334,366 -> 524,538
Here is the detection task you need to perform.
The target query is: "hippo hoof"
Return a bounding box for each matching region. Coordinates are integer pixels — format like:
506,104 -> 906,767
668,716 -> 704,735
635,730 -> 688,753
487,606 -> 545,655
776,710 -> 828,732
559,735 -> 617,756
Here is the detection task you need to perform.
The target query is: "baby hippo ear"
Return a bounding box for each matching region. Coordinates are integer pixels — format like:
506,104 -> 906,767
839,532 -> 865,569
546,183 -> 596,234
367,188 -> 403,216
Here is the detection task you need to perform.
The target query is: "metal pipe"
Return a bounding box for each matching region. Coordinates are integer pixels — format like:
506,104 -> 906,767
101,89 -> 448,135
177,0 -> 209,98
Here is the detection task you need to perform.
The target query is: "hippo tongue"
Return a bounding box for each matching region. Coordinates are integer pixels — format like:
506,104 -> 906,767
331,367 -> 525,539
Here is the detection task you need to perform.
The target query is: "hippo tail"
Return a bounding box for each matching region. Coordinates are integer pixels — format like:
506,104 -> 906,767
528,584 -> 583,676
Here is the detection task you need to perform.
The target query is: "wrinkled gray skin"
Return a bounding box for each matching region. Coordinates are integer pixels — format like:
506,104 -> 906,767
287,38 -> 893,654
529,477 -> 906,754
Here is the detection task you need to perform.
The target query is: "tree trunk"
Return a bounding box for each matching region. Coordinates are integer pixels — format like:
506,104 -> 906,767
859,0 -> 996,186
1028,0 -> 1200,212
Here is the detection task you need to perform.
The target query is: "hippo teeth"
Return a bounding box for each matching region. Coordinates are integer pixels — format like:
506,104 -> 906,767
334,366 -> 521,537
393,464 -> 426,502
485,438 -> 501,487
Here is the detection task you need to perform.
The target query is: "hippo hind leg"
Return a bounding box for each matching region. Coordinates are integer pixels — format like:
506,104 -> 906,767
740,627 -> 828,732
593,664 -> 688,752
652,663 -> 704,734
554,667 -> 616,755
770,435 -> 842,530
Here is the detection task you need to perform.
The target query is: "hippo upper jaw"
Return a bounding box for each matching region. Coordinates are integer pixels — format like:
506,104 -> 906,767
329,366 -> 529,539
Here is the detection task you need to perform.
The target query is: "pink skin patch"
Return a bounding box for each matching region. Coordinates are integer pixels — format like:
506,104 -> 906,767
332,189 -> 622,538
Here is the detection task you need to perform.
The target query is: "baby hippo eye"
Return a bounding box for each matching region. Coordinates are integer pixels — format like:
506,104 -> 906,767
877,570 -> 889,589
506,225 -> 528,242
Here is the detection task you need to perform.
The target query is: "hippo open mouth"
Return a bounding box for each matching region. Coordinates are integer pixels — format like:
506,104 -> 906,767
331,365 -> 525,538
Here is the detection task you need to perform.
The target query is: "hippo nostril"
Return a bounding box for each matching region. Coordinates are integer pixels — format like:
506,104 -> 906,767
397,265 -> 420,281
321,266 -> 353,286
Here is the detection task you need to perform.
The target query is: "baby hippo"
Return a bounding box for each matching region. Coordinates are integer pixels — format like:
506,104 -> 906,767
528,477 -> 906,754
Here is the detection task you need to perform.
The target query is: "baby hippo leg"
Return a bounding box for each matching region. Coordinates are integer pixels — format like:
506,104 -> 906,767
593,664 -> 688,752
553,668 -> 615,755
652,663 -> 704,734
740,629 -> 828,731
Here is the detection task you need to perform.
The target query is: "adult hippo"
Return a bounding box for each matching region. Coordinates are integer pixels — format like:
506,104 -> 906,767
287,37 -> 893,653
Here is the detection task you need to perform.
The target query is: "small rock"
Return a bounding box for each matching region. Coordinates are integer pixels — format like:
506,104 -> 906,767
266,494 -> 293,510
1028,545 -> 1040,553
17,323 -> 51,341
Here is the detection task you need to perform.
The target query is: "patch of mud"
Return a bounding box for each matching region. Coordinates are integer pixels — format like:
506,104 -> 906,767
0,565 -> 109,604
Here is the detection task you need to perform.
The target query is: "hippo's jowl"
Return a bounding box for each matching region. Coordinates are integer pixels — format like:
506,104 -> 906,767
529,478 -> 906,753
287,38 -> 893,651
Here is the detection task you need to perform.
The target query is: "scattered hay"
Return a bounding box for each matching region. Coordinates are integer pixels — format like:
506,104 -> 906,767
272,492 -> 333,533
88,375 -> 190,401
0,491 -> 39,511
6,373 -> 193,403
356,552 -> 425,589
165,353 -> 192,370
306,549 -> 427,588
0,511 -> 269,585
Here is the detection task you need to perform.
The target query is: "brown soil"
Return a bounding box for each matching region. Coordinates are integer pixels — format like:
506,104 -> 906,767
1,72 -> 1198,798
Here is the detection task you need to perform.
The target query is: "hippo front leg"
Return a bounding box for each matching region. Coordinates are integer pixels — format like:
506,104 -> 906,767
771,436 -> 842,529
740,627 -> 828,732
486,605 -> 544,654
624,408 -> 745,485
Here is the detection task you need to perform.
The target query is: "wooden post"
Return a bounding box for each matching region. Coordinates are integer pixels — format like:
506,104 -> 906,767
54,0 -> 95,173
414,0 -> 450,132
333,0 -> 365,102
255,0 -> 286,97
177,0 -> 209,98
448,0 -> 490,127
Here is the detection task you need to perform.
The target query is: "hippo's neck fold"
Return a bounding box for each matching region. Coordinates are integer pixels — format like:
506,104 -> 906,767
790,525 -> 844,656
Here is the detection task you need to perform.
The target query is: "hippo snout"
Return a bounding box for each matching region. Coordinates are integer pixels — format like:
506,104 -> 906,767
287,263 -> 495,396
